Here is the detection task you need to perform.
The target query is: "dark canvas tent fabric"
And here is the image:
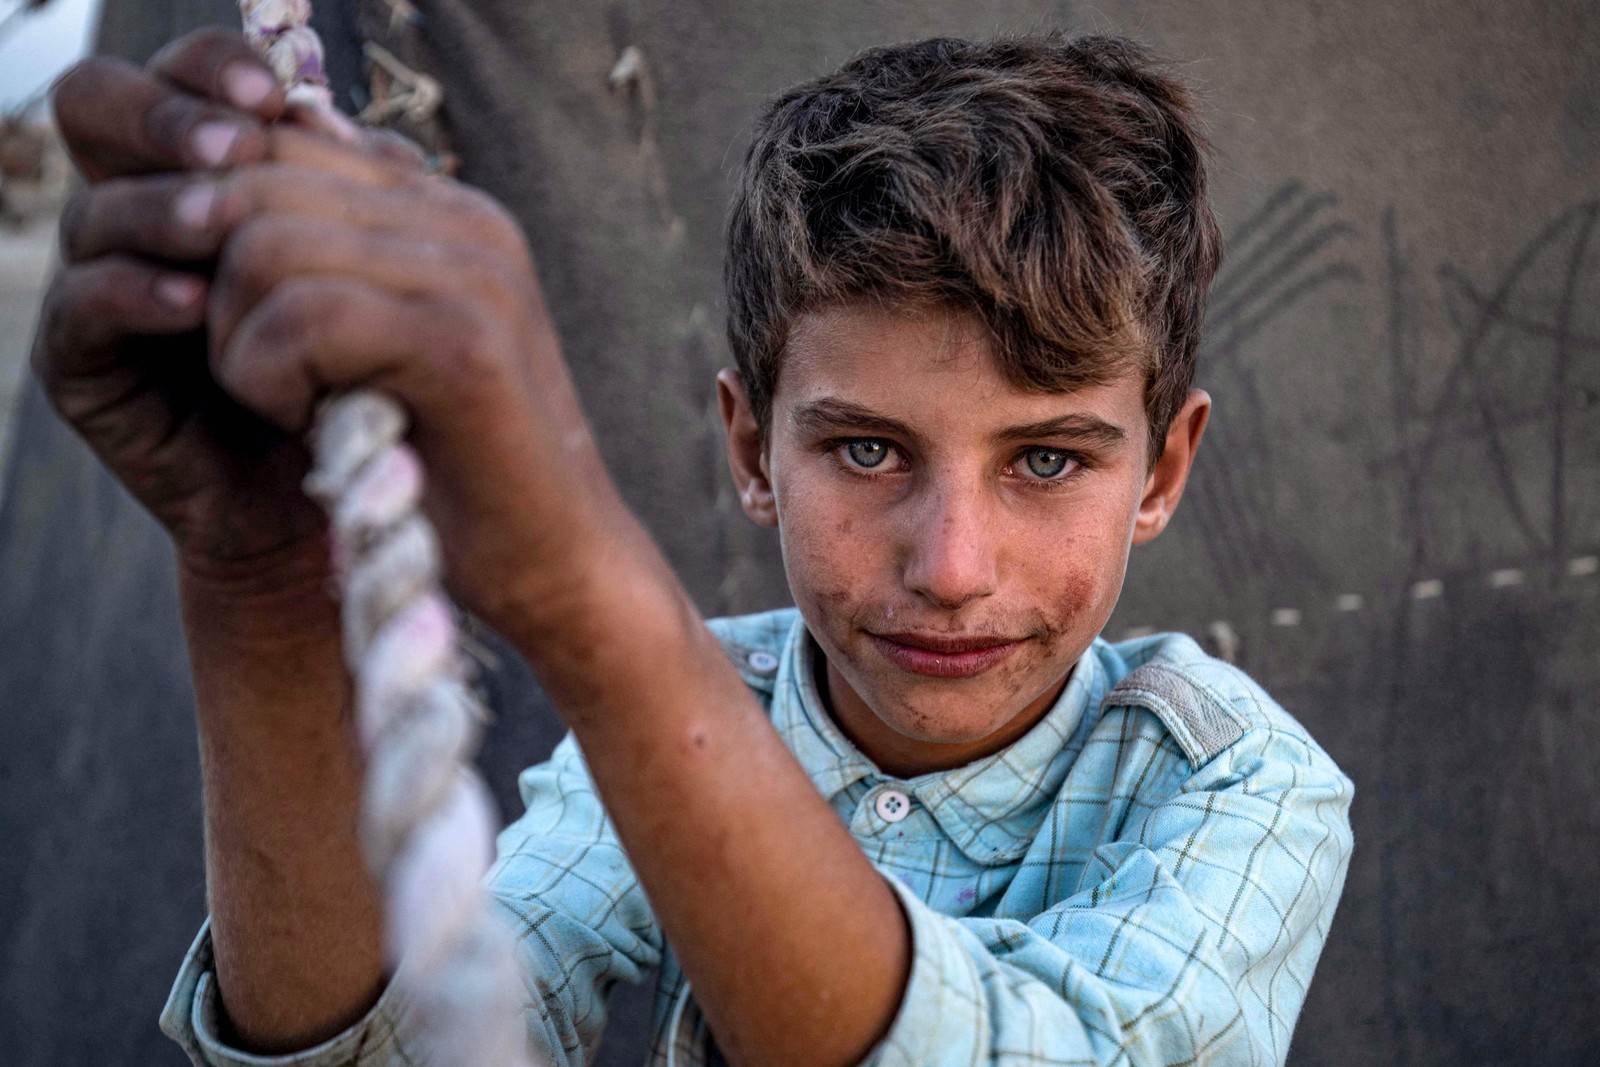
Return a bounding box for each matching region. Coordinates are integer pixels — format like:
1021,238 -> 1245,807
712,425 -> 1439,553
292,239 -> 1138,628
2,1 -> 1598,1064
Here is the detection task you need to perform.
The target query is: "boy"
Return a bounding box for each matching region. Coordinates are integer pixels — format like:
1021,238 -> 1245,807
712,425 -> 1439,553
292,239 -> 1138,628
37,27 -> 1352,1067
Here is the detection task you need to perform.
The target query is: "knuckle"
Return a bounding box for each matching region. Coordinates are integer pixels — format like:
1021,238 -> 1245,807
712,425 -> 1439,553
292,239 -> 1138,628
364,133 -> 426,177
424,301 -> 508,392
76,257 -> 139,319
453,250 -> 523,320
390,166 -> 434,196
50,58 -> 115,115
57,187 -> 94,262
143,94 -> 201,158
33,260 -> 132,382
129,177 -> 177,247
50,59 -> 95,101
226,280 -> 332,423
255,280 -> 336,363
220,216 -> 291,293
214,166 -> 268,223
259,125 -> 306,165
221,302 -> 283,392
50,59 -> 132,153
75,176 -> 205,261
29,271 -> 73,381
452,185 -> 525,254
365,128 -> 427,169
456,183 -> 512,224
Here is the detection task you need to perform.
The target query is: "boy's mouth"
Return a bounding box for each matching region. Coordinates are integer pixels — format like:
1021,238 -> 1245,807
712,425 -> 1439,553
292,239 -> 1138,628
867,631 -> 1026,679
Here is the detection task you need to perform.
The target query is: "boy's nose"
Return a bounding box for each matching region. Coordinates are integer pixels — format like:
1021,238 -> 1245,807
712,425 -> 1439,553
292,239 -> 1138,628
898,481 -> 1000,610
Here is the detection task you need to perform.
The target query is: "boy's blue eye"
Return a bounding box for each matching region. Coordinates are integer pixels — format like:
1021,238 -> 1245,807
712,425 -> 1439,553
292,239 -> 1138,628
845,440 -> 890,468
1023,448 -> 1073,478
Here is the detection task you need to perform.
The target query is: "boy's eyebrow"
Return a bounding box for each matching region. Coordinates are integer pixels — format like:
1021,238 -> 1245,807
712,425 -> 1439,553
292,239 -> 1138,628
790,399 -> 919,441
991,414 -> 1129,448
790,399 -> 1129,449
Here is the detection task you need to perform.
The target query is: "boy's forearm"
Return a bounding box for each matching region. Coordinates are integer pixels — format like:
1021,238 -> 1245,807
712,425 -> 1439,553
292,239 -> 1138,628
504,530 -> 912,1067
178,548 -> 387,1054
175,505 -> 911,1066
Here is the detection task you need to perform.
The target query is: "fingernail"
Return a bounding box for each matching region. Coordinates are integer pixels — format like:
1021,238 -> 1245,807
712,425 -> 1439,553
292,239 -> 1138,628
173,183 -> 216,231
223,63 -> 277,110
191,122 -> 241,168
155,274 -> 205,307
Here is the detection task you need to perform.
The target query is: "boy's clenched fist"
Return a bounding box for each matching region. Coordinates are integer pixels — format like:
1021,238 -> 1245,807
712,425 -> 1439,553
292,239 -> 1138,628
35,28 -> 626,640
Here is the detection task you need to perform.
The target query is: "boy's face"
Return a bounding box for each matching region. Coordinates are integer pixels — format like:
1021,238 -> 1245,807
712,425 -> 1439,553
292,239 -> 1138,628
720,302 -> 1207,777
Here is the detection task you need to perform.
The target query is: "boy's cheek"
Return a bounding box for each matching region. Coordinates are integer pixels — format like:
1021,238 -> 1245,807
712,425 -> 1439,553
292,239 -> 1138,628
1047,554 -> 1126,645
777,483 -> 883,604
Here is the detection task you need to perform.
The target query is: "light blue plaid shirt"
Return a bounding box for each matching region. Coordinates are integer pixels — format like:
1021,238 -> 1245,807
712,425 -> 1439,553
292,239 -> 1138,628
163,607 -> 1353,1066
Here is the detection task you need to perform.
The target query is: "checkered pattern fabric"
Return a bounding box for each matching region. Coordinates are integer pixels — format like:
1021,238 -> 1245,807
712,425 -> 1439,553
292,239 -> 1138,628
162,607 -> 1353,1067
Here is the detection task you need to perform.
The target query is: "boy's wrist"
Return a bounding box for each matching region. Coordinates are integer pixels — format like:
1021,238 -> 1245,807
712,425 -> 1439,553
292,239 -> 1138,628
176,538 -> 351,740
175,536 -> 341,648
493,513 -> 708,733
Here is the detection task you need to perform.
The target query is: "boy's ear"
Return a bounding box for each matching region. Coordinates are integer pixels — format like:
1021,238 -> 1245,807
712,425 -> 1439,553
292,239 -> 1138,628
1133,389 -> 1210,545
717,369 -> 778,527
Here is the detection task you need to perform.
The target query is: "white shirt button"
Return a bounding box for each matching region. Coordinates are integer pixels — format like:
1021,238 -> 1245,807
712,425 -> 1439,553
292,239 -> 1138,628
874,789 -> 912,823
745,650 -> 779,674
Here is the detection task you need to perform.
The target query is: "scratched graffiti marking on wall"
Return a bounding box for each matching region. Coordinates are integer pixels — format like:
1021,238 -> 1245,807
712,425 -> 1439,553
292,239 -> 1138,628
1178,185 -> 1599,619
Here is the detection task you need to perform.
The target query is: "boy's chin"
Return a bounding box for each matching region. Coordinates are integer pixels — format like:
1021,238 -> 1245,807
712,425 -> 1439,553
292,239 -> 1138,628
867,686 -> 1038,747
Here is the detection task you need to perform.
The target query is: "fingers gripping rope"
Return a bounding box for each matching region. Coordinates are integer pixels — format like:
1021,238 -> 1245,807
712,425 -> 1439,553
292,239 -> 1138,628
237,7 -> 533,1064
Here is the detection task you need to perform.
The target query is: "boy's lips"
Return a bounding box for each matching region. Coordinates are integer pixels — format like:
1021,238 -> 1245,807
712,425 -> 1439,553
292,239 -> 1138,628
866,630 -> 1027,679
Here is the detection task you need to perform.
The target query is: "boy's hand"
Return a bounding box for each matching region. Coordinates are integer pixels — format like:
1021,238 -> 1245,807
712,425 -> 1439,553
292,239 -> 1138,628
194,151 -> 621,636
35,35 -> 455,1049
34,29 -> 427,581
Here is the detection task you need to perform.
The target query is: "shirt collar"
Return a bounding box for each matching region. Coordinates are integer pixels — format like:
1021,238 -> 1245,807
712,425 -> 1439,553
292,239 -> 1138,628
769,613 -> 1105,865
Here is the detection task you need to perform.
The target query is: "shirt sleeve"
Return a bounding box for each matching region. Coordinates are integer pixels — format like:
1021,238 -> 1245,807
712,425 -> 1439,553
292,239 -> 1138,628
160,922 -> 420,1067
863,719 -> 1354,1067
160,735 -> 660,1067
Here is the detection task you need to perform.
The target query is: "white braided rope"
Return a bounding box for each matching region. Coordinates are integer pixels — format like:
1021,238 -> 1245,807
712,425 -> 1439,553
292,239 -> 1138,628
238,5 -> 531,1063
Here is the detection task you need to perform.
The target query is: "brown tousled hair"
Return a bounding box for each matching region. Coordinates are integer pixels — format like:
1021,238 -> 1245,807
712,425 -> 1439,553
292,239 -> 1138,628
724,33 -> 1223,460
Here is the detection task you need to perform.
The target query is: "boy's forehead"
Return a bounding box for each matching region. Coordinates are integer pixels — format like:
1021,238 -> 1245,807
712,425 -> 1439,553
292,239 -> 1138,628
776,303 -> 1147,437
785,302 -> 989,368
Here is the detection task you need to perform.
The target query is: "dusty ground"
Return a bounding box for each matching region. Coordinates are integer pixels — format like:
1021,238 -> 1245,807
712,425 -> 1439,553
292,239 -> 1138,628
0,219 -> 55,492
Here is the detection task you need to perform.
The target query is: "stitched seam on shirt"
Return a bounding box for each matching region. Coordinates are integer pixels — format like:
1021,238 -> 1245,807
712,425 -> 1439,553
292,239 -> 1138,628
1106,665 -> 1249,766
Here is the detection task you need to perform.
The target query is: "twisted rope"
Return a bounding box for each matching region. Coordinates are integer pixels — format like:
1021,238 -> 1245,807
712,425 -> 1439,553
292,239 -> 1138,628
238,4 -> 531,1063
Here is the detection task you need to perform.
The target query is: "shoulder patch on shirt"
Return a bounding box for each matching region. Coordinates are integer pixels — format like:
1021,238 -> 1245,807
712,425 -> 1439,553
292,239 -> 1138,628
1103,662 -> 1249,767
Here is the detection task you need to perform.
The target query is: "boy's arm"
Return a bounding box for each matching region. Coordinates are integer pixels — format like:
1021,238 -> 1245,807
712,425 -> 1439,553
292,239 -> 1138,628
37,34 -> 398,1055
169,543 -> 914,1067
497,543 -> 916,1067
176,549 -> 386,1055
164,725 -> 664,1067
39,32 -> 911,1066
45,38 -> 915,1067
